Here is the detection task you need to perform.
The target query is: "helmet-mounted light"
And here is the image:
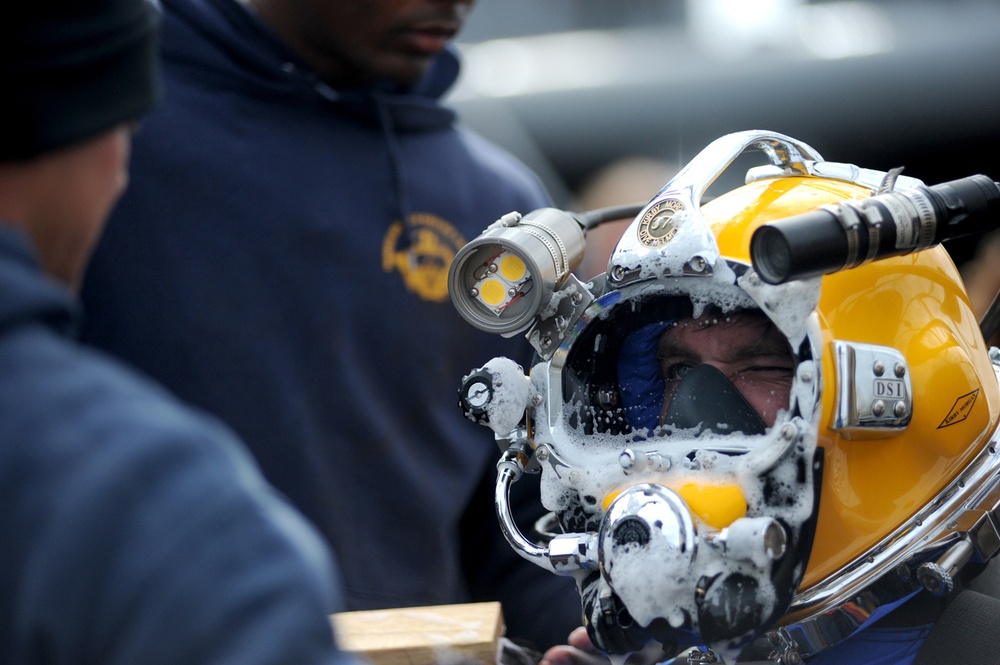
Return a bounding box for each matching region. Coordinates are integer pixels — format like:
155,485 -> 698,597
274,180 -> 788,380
448,205 -> 648,343
448,208 -> 586,336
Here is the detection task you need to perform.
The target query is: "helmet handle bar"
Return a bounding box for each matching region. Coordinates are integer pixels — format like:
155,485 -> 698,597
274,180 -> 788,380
494,440 -> 600,576
578,131 -> 821,236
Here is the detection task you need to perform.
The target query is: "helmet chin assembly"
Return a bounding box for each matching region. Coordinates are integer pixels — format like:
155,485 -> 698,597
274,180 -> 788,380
449,130 -> 1000,663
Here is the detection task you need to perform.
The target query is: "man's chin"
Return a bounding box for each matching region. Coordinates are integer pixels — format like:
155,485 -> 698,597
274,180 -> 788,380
369,52 -> 438,85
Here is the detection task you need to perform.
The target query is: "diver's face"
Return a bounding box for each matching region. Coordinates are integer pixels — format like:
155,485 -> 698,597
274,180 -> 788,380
656,312 -> 795,427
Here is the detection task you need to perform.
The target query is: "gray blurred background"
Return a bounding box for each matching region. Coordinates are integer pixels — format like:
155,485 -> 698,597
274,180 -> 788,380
450,0 -> 1000,270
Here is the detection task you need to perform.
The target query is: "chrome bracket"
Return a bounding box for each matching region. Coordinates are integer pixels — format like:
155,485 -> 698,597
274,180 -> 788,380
527,273 -> 594,360
832,340 -> 912,435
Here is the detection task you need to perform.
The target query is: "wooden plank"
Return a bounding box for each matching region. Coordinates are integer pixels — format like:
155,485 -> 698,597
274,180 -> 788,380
331,601 -> 505,665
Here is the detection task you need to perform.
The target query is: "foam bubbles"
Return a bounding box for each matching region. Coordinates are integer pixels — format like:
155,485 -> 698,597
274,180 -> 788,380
481,357 -> 531,436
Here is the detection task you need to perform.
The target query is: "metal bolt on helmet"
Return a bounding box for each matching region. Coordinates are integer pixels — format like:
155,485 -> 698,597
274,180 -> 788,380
451,130 -> 1000,663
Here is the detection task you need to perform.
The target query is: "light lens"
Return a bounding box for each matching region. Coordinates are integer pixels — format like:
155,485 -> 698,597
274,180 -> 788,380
479,279 -> 508,307
468,248 -> 533,317
500,254 -> 527,281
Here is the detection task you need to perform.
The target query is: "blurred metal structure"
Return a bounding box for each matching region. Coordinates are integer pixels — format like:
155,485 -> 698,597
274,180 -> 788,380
452,0 -> 1000,234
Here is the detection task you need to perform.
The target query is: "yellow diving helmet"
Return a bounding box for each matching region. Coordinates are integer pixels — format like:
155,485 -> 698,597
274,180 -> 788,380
449,130 -> 1000,663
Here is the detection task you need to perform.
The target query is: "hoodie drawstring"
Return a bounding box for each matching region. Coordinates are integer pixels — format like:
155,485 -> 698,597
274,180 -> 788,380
374,94 -> 413,239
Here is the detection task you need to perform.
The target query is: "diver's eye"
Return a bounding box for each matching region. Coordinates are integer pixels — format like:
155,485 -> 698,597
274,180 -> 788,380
664,363 -> 696,380
737,366 -> 795,379
728,362 -> 797,386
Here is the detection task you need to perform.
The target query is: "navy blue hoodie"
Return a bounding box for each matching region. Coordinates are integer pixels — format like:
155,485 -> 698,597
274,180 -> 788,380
0,228 -> 356,664
80,0 -> 582,648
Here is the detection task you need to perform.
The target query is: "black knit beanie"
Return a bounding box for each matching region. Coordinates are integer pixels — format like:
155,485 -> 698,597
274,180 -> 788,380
2,0 -> 161,161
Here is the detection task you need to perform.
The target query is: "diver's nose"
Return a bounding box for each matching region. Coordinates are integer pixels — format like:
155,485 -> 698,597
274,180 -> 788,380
661,363 -> 766,434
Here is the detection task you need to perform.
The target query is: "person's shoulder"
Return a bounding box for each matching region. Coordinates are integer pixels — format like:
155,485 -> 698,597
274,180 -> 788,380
0,330 -> 356,663
0,326 -> 241,476
451,124 -> 550,203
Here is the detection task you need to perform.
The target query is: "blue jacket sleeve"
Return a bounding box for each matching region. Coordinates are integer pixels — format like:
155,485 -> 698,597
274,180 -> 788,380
2,338 -> 362,665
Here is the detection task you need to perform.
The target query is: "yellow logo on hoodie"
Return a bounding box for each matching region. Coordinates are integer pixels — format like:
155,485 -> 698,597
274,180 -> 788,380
382,213 -> 465,303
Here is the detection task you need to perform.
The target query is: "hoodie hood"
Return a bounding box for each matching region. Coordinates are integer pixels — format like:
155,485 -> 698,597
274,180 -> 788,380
161,0 -> 459,131
0,227 -> 78,339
